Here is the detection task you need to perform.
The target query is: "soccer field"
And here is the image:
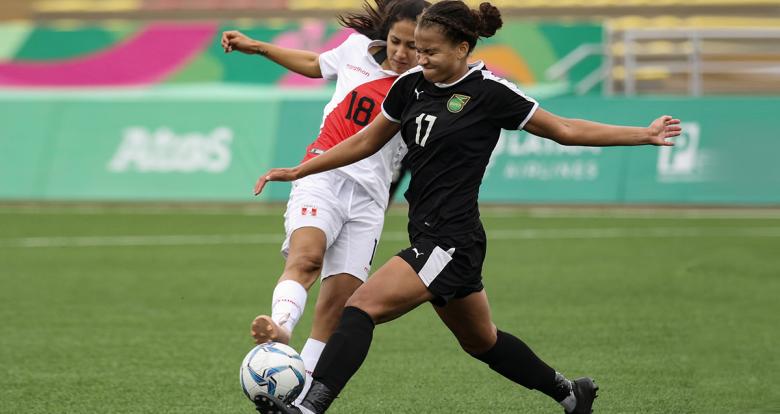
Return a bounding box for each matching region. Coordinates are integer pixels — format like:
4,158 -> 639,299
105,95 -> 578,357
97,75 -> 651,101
1,204 -> 778,414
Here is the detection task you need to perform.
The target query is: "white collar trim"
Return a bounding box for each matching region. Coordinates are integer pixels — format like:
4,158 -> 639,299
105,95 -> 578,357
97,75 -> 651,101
366,39 -> 398,75
433,61 -> 485,88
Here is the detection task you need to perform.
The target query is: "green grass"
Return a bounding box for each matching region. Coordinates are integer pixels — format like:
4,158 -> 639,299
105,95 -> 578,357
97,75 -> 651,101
1,204 -> 779,414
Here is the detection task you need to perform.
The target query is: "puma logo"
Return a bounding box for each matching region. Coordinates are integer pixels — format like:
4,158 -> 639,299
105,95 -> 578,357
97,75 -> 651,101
414,88 -> 424,100
412,248 -> 424,259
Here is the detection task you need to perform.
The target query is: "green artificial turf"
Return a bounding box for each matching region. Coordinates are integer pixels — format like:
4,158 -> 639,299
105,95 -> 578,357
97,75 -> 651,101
0,205 -> 778,413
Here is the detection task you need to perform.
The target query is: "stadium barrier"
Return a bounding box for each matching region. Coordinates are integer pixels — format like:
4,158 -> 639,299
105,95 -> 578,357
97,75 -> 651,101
1,88 -> 777,204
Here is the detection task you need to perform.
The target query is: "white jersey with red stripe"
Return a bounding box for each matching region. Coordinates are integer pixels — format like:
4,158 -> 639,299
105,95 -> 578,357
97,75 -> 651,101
304,33 -> 407,209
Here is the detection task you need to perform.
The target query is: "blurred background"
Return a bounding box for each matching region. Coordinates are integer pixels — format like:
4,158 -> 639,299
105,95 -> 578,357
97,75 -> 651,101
1,0 -> 779,205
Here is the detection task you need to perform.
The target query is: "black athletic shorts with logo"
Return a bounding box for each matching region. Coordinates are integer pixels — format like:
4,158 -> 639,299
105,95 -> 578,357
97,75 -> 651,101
397,223 -> 486,307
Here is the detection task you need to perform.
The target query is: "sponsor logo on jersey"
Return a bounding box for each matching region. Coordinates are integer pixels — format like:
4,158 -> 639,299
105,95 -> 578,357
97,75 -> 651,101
446,94 -> 471,113
346,64 -> 370,76
414,88 -> 424,100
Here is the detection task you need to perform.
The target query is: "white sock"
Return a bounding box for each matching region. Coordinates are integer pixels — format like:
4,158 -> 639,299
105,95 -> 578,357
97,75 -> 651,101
271,280 -> 307,333
294,338 -> 326,405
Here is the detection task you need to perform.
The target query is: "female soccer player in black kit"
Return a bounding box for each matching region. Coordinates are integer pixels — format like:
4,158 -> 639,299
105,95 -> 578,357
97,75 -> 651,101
252,2 -> 682,413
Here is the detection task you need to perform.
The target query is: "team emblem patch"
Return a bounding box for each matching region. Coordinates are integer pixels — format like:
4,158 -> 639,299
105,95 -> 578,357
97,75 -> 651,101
446,94 -> 471,113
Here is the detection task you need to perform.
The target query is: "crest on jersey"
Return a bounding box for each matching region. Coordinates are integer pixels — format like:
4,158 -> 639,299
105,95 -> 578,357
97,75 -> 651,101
301,205 -> 318,216
447,94 -> 471,113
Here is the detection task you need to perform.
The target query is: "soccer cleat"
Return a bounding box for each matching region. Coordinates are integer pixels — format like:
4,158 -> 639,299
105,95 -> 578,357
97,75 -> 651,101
251,314 -> 291,345
253,392 -> 302,414
298,381 -> 336,413
566,377 -> 598,414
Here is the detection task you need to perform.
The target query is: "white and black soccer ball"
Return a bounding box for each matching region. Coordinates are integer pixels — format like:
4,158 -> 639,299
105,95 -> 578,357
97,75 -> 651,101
240,342 -> 306,404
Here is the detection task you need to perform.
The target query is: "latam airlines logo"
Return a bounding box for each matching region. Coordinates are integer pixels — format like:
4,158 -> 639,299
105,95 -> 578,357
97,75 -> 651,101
487,129 -> 602,181
657,122 -> 706,182
108,127 -> 233,173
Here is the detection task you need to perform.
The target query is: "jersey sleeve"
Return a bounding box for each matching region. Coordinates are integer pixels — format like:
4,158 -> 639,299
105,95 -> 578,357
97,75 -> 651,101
318,34 -> 363,80
381,71 -> 415,123
483,73 -> 539,130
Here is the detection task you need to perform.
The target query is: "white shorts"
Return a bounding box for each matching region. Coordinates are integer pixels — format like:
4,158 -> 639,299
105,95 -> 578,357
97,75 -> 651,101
281,172 -> 385,282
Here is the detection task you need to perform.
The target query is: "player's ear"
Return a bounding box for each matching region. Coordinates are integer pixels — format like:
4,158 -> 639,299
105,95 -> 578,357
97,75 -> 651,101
456,41 -> 469,60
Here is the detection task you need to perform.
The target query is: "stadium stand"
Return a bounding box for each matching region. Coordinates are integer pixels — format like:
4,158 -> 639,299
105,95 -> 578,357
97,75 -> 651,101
605,17 -> 780,95
0,1 -> 777,95
0,0 -> 777,20
544,16 -> 780,95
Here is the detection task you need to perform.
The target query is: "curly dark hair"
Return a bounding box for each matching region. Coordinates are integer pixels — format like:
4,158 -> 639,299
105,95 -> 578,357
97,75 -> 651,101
418,1 -> 502,53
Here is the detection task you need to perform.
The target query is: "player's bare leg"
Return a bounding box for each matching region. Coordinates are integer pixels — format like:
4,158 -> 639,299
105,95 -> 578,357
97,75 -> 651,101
432,290 -> 497,354
289,257 -> 435,414
291,272 -> 364,404
251,227 -> 326,345
309,273 -> 363,342
435,290 -> 597,413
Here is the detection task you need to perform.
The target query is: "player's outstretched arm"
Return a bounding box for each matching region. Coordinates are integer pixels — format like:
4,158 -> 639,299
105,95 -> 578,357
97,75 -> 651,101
254,115 -> 401,195
524,108 -> 682,147
221,30 -> 322,78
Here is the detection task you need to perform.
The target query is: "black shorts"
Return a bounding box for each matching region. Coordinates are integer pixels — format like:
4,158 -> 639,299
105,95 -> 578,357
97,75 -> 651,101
397,225 -> 486,307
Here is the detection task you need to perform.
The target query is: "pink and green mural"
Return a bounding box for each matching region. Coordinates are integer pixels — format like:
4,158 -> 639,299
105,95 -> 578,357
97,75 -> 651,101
0,20 -> 601,88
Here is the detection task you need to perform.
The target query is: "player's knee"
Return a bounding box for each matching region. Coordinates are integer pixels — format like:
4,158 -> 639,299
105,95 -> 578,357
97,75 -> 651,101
344,292 -> 382,323
284,253 -> 324,284
344,290 -> 368,312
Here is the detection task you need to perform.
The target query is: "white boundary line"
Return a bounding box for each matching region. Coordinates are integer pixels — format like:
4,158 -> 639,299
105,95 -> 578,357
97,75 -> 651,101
0,205 -> 284,216
523,208 -> 780,220
2,205 -> 780,219
3,227 -> 780,248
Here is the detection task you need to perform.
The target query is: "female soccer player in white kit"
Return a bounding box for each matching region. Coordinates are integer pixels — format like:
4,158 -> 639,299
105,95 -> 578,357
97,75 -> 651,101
221,0 -> 429,402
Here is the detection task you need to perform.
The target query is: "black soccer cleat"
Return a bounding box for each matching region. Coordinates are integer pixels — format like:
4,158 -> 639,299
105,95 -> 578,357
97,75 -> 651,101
566,377 -> 598,414
253,392 -> 302,414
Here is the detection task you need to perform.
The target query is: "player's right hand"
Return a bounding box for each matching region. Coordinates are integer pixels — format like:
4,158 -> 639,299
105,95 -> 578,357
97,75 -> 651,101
254,168 -> 299,196
221,30 -> 255,54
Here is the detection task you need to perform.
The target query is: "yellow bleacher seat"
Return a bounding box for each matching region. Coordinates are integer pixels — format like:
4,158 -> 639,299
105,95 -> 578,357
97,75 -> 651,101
34,0 -> 140,13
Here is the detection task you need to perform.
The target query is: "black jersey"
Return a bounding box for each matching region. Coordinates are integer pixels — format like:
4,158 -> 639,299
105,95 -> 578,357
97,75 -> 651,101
381,62 -> 538,237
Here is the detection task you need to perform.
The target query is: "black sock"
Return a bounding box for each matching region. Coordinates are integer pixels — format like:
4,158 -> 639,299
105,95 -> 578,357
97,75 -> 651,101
472,330 -> 571,402
310,306 -> 375,395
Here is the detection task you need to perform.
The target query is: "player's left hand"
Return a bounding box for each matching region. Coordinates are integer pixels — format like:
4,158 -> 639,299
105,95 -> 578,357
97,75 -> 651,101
647,115 -> 682,146
221,30 -> 256,54
253,168 -> 298,196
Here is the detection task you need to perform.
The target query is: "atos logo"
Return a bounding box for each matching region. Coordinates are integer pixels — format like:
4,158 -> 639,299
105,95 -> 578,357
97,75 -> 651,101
108,127 -> 233,173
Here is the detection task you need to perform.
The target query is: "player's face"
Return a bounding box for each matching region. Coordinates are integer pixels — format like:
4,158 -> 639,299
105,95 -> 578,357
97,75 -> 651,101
385,19 -> 417,74
414,25 -> 469,84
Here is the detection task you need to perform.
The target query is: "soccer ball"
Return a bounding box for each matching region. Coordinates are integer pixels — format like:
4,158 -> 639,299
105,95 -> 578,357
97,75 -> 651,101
240,342 -> 306,404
